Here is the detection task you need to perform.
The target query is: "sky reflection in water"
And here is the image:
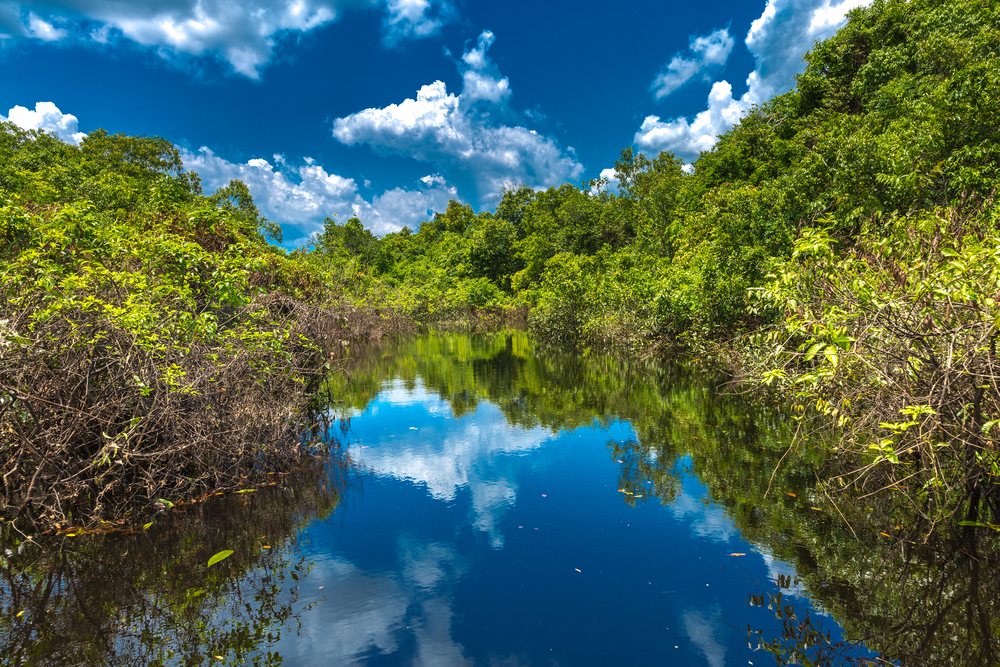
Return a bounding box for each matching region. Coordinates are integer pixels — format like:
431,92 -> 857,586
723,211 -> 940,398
273,377 -> 858,666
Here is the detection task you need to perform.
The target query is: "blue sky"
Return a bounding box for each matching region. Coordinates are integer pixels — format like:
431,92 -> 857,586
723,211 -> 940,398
1,0 -> 868,244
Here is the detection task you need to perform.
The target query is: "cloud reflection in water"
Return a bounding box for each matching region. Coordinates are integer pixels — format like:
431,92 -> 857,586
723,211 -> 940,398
352,380 -> 554,548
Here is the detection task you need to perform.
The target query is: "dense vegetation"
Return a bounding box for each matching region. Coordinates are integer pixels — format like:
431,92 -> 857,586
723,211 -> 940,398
2,0 -> 997,532
0,123 -> 405,529
314,0 -> 1000,529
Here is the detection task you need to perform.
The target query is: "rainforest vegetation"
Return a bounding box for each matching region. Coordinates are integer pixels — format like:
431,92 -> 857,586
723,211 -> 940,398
313,0 -> 1000,531
0,124 -> 407,529
2,0 -> 998,530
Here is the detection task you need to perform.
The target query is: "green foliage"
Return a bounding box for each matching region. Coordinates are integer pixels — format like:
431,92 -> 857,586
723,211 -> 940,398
751,208 -> 1000,526
0,122 -> 385,528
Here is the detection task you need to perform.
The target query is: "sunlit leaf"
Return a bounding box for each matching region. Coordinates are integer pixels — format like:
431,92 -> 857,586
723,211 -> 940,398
207,550 -> 234,568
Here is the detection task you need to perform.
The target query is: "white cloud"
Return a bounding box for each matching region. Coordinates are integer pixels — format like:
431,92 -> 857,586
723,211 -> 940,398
669,481 -> 739,544
381,0 -> 455,48
279,539 -> 473,665
635,80 -> 744,163
26,11 -> 67,40
3,101 -> 86,144
636,0 -> 873,163
649,27 -> 734,100
332,30 -> 583,203
1,0 -> 455,77
180,146 -> 456,241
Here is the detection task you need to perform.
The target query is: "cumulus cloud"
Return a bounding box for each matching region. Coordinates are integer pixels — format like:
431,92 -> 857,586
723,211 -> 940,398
0,0 -> 456,77
669,482 -> 739,544
636,0 -> 873,163
332,30 -> 583,203
180,146 -> 456,241
26,11 -> 67,40
381,0 -> 455,48
3,101 -> 86,144
635,80 -> 744,163
649,27 -> 734,100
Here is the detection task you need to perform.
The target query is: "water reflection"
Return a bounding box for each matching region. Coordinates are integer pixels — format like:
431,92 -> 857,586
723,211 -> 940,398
286,335 -> 863,666
348,380 -> 554,548
5,331 -> 999,665
0,462 -> 343,666
683,605 -> 727,667
279,537 -> 477,666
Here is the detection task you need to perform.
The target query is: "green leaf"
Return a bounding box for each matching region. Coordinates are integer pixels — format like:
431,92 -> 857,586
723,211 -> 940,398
207,550 -> 234,568
804,342 -> 825,361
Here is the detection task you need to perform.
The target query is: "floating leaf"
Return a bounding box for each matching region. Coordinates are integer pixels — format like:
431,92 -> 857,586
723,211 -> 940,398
143,521 -> 153,530
787,493 -> 797,498
574,568 -> 582,572
154,498 -> 175,508
879,532 -> 891,538
16,610 -> 24,618
234,489 -> 256,494
729,553 -> 746,557
207,550 -> 234,568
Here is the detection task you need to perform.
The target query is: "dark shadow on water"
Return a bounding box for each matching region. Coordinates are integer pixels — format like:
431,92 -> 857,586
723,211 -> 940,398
0,454 -> 350,666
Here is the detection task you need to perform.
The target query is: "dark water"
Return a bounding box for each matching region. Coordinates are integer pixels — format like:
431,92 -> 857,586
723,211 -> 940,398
2,332 -> 998,666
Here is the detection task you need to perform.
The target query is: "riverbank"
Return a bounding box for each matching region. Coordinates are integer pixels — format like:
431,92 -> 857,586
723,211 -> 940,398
0,125 -> 412,531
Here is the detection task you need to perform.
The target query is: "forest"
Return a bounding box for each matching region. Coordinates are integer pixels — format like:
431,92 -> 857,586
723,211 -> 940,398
1,0 -> 998,532
312,0 -> 1000,532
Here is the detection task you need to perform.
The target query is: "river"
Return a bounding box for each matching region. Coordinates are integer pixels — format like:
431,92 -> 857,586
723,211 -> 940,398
1,331 -> 997,666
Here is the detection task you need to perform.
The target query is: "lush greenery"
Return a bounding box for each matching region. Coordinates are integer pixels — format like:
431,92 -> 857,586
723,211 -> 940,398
0,122 -> 405,529
3,0 -> 997,533
311,0 -> 1000,526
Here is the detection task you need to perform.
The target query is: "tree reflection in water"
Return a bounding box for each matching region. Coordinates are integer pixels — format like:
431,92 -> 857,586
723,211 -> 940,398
4,330 -> 997,665
327,330 -> 1000,666
0,458 -> 347,666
